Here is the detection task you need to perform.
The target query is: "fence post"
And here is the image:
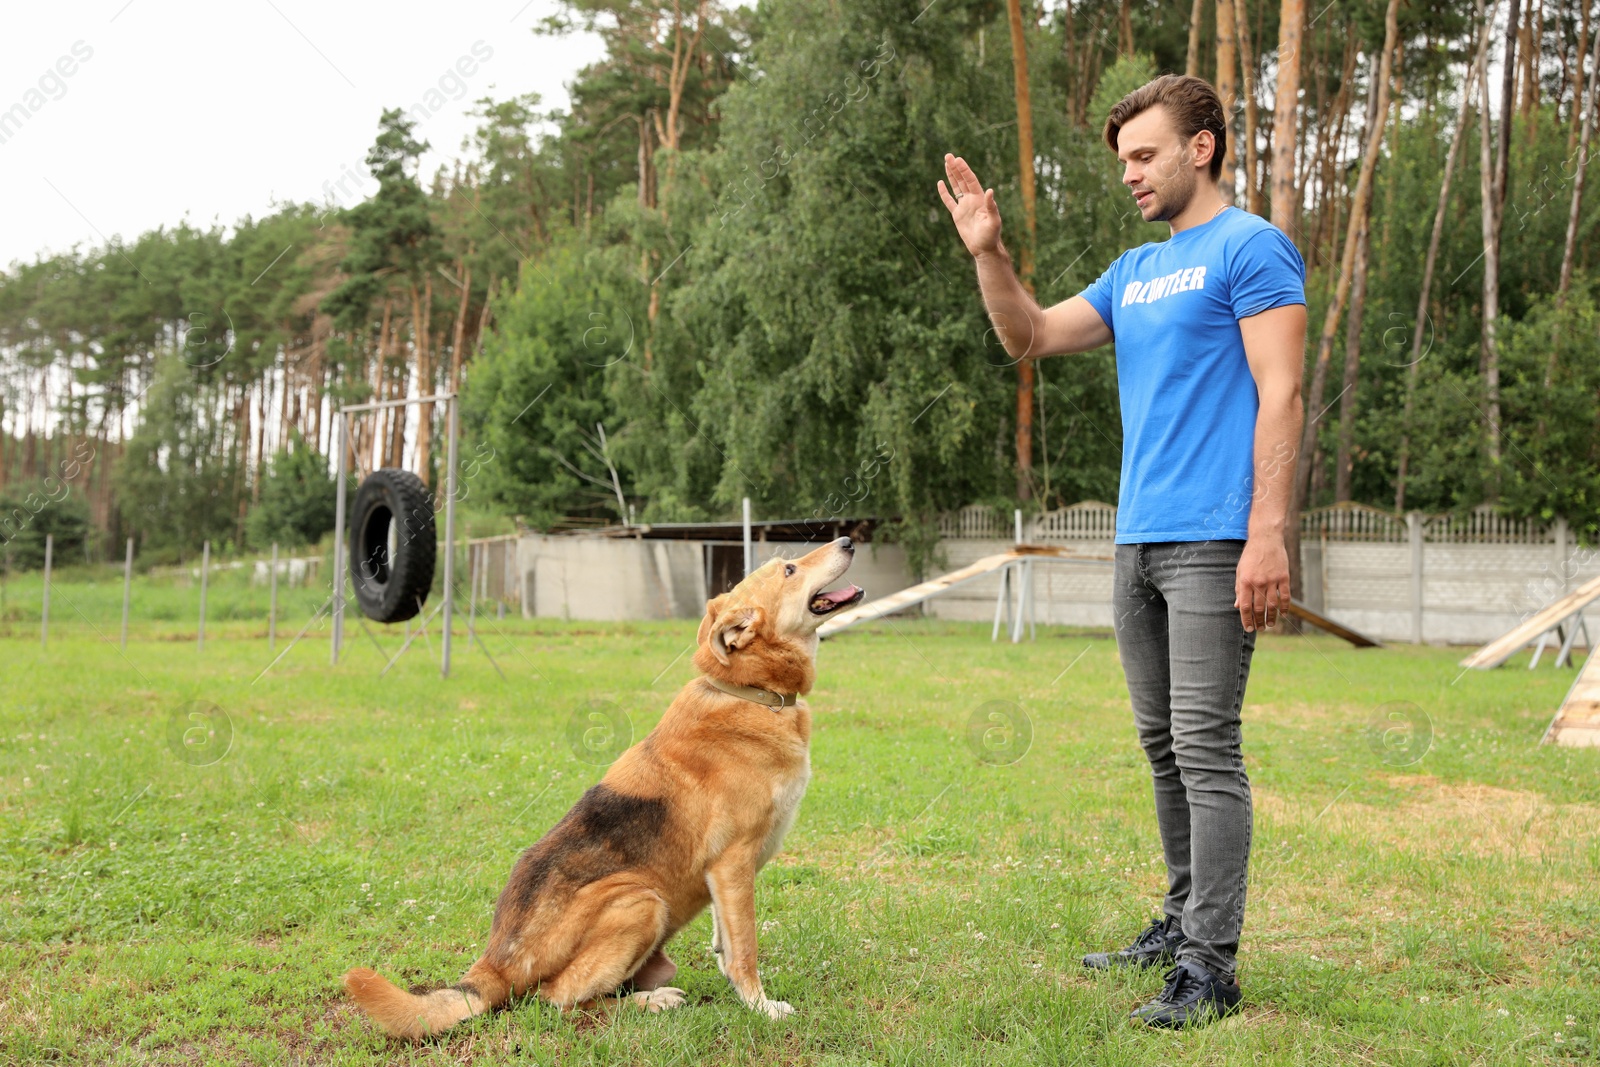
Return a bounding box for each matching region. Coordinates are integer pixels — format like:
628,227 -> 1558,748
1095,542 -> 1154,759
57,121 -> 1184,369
198,540 -> 210,651
742,497 -> 753,576
41,533 -> 53,649
332,411 -> 348,665
121,537 -> 133,649
468,542 -> 479,645
1407,512 -> 1424,644
269,542 -> 279,653
1014,508 -> 1023,544
1554,517 -> 1570,596
441,395 -> 459,679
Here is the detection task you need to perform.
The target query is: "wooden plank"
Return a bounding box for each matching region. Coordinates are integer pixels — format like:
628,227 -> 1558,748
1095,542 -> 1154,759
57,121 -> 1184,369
818,552 -> 1021,637
1283,601 -> 1383,648
820,549 -> 1380,648
818,548 -> 1114,637
1458,573 -> 1600,670
1544,643 -> 1600,746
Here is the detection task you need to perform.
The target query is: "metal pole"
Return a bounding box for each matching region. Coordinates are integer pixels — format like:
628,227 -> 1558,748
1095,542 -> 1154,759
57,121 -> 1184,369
198,539 -> 210,651
441,394 -> 459,678
1013,559 -> 1033,643
468,542 -> 479,645
332,411 -> 348,665
121,537 -> 133,650
269,542 -> 279,653
41,533 -> 52,649
742,497 -> 753,576
1014,508 -> 1023,544
991,563 -> 1008,642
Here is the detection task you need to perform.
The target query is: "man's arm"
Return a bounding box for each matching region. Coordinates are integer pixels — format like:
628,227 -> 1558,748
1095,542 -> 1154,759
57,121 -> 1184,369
1235,303 -> 1306,633
939,154 -> 1112,359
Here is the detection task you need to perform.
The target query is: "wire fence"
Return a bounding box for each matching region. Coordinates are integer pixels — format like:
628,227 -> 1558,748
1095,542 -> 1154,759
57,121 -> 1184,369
4,535 -> 519,649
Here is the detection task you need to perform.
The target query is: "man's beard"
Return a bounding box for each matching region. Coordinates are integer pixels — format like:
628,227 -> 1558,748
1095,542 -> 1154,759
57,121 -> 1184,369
1148,169 -> 1197,222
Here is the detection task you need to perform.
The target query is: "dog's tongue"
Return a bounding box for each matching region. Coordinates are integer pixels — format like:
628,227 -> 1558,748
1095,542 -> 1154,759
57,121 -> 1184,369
815,585 -> 859,605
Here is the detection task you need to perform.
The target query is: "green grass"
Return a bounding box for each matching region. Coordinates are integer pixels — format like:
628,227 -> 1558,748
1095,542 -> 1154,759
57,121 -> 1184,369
2,596 -> 1597,1064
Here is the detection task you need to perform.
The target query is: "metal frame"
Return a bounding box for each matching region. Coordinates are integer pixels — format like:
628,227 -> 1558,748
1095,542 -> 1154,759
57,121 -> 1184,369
331,392 -> 459,677
990,558 -> 1040,644
1530,610 -> 1591,669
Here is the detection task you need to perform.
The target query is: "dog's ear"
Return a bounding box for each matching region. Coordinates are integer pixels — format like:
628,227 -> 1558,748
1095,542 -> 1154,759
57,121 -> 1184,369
704,605 -> 763,666
697,594 -> 727,649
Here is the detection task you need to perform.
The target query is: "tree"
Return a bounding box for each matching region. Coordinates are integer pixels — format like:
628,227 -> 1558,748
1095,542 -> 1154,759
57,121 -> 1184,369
1,0 -> 1596,566
1480,0 -> 1522,495
1234,0 -> 1263,214
1296,0 -> 1401,518
1217,0 -> 1239,205
1188,0 -> 1207,76
246,433 -> 339,549
1269,0 -> 1305,231
1396,14 -> 1490,512
1271,0 -> 1306,614
1334,44 -> 1392,503
0,480 -> 89,570
323,110 -> 443,484
1005,0 -> 1040,501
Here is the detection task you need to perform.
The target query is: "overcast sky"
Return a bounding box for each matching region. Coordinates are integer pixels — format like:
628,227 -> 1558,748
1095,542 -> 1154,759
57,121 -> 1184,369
0,1 -> 602,269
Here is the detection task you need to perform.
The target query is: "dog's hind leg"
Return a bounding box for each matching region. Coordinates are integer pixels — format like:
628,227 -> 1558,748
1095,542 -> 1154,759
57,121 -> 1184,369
621,947 -> 678,992
539,886 -> 685,1014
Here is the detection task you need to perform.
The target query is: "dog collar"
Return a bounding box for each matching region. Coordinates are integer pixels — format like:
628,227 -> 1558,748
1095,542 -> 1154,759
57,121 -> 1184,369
703,675 -> 798,710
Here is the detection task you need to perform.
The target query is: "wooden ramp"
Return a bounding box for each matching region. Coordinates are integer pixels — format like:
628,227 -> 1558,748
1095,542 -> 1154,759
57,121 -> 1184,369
1544,644 -> 1600,746
818,547 -> 1382,648
1284,601 -> 1383,647
817,547 -> 1108,638
1458,573 -> 1600,670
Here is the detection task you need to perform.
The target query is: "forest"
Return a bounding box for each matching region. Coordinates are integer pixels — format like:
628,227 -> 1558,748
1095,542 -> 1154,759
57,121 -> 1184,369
0,0 -> 1596,574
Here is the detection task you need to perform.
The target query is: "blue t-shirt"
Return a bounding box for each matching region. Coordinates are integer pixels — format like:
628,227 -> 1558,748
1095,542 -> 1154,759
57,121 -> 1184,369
1078,206 -> 1305,544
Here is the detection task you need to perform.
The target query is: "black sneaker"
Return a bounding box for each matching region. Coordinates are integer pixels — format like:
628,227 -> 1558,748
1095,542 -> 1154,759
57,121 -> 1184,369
1131,960 -> 1243,1029
1081,915 -> 1186,971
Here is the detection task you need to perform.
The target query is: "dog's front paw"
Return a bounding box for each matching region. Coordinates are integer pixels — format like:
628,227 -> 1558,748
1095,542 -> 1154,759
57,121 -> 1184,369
753,998 -> 794,1020
631,987 -> 688,1013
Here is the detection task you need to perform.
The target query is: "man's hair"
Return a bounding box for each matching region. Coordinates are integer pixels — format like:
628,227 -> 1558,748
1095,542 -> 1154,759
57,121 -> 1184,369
1103,74 -> 1228,182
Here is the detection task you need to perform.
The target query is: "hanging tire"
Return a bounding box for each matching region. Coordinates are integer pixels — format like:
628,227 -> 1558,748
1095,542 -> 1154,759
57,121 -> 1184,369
349,468 -> 436,623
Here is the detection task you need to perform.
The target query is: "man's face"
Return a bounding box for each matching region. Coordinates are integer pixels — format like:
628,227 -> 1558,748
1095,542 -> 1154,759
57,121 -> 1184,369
1116,105 -> 1205,223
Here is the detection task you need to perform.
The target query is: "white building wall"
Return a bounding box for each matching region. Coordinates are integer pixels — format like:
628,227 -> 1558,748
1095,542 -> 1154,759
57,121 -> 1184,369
518,535 -> 707,621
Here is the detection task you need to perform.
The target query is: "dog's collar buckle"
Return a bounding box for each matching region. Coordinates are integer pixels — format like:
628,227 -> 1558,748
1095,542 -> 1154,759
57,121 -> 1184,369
703,675 -> 798,711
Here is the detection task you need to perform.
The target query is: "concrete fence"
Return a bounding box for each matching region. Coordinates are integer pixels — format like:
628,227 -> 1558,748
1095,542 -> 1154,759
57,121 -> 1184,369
508,502 -> 1595,646
513,532 -> 913,623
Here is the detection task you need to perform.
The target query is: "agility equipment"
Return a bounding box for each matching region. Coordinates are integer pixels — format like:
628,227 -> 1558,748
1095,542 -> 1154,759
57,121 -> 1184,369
1544,644 -> 1600,746
328,391 -> 460,677
1283,601 -> 1382,647
816,546 -> 1105,642
817,545 -> 1380,647
1458,573 -> 1600,670
348,468 -> 437,624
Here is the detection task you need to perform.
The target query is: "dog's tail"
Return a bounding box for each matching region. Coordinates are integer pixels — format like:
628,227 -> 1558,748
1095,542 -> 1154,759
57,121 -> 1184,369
343,957 -> 511,1041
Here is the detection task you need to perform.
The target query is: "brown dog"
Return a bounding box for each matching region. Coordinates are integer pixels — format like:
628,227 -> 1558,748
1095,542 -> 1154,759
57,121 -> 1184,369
344,536 -> 863,1039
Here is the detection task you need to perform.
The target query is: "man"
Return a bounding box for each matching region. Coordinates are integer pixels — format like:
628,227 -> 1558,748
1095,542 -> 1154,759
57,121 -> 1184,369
938,74 -> 1305,1029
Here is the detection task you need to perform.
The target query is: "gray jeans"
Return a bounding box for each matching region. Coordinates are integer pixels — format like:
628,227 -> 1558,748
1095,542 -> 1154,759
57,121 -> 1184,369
1112,540 -> 1255,981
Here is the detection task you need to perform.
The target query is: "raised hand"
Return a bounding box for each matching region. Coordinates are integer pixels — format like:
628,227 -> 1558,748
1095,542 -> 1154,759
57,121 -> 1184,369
938,153 -> 1003,258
